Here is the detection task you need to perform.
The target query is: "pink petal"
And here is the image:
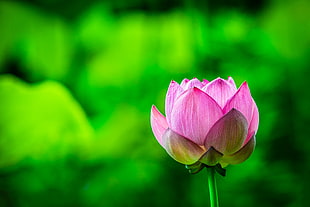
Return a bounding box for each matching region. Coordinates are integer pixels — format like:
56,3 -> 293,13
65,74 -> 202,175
227,76 -> 237,89
180,79 -> 190,88
170,87 -> 223,145
247,100 -> 259,141
223,82 -> 254,126
150,105 -> 168,146
204,109 -> 248,155
221,135 -> 256,165
182,78 -> 204,90
162,129 -> 205,165
202,78 -> 237,108
165,81 -> 184,126
202,79 -> 209,86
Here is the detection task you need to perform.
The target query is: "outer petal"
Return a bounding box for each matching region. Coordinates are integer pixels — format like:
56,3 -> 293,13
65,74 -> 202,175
150,105 -> 168,147
170,87 -> 223,145
182,78 -> 204,90
202,78 -> 237,108
204,109 -> 248,155
185,162 -> 204,174
223,82 -> 254,126
162,129 -> 205,165
247,100 -> 259,142
220,135 -> 256,165
165,81 -> 184,126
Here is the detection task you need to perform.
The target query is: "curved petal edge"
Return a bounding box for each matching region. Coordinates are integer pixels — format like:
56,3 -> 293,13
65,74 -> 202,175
170,87 -> 223,145
151,105 -> 168,146
204,108 -> 248,155
223,82 -> 254,125
227,76 -> 237,89
162,129 -> 205,165
247,100 -> 259,141
165,81 -> 184,125
202,78 -> 237,108
221,135 -> 256,165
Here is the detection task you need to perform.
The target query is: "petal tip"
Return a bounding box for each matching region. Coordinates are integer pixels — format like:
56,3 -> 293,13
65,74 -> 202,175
239,81 -> 249,90
150,105 -> 168,146
169,80 -> 179,87
202,79 -> 209,84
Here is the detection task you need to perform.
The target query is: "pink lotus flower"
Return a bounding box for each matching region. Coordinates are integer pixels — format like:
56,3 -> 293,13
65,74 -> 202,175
151,77 -> 259,168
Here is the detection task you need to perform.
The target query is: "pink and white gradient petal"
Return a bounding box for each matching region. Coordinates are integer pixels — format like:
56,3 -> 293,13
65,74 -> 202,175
221,134 -> 256,165
204,109 -> 248,155
247,101 -> 259,142
180,79 -> 190,88
182,78 -> 204,90
227,76 -> 237,89
162,129 -> 205,165
202,79 -> 209,85
165,81 -> 184,126
150,105 -> 168,147
170,87 -> 223,145
223,82 -> 254,126
202,78 -> 237,108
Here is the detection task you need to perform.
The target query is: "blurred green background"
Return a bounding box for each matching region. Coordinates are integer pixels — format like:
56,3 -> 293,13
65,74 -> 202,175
0,0 -> 310,206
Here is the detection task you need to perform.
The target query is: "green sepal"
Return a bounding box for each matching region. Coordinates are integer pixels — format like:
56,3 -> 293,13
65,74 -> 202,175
214,164 -> 226,177
199,147 -> 223,166
185,162 -> 204,174
185,162 -> 226,176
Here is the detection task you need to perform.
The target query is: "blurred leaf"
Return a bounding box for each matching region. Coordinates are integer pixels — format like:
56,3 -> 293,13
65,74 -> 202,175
91,105 -> 164,161
262,0 -> 310,61
157,11 -> 196,73
0,75 -> 93,167
76,6 -> 195,88
0,1 -> 73,81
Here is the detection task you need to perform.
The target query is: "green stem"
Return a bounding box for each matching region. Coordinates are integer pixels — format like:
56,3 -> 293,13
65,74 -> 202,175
207,167 -> 219,207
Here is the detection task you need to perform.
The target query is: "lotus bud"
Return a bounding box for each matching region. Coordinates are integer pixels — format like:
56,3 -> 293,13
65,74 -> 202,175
150,77 -> 259,173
